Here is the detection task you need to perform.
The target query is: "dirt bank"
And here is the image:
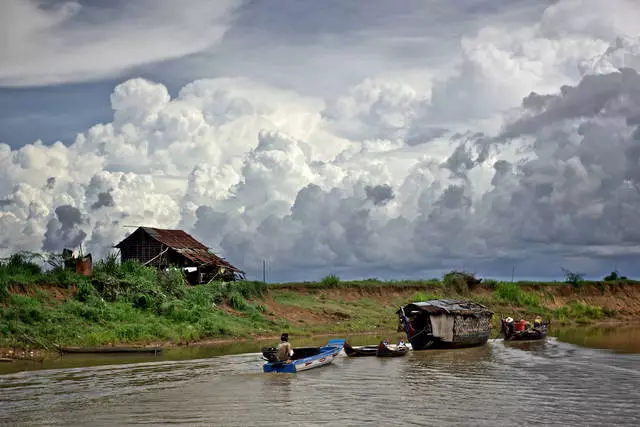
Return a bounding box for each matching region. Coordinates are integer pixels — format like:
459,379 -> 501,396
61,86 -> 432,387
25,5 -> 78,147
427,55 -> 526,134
2,281 -> 640,359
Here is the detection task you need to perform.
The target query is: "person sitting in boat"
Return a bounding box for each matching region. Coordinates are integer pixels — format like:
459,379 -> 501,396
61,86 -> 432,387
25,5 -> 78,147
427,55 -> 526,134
398,339 -> 407,348
534,316 -> 543,328
504,317 -> 515,335
277,333 -> 294,363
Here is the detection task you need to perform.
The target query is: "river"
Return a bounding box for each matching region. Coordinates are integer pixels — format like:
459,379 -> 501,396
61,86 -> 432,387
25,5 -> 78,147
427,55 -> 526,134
1,326 -> 639,426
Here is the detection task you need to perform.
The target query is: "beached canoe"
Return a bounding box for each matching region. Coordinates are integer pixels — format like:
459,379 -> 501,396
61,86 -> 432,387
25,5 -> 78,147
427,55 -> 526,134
262,339 -> 345,373
376,341 -> 409,357
55,345 -> 163,354
344,341 -> 378,357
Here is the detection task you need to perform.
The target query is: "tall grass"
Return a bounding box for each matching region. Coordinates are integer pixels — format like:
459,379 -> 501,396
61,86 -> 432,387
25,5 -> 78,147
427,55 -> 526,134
0,253 -> 271,348
494,282 -> 541,308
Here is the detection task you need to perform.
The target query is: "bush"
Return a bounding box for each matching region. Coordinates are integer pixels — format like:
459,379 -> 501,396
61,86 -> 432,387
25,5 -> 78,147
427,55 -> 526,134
483,279 -> 499,289
603,271 -> 628,282
553,301 -> 604,321
320,274 -> 341,288
75,282 -> 98,302
411,291 -> 439,302
495,282 -> 540,307
562,268 -> 585,288
443,271 -> 481,295
229,292 -> 248,310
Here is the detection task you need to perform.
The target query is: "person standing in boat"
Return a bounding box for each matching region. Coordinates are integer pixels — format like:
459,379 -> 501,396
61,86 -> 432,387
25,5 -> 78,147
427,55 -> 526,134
277,333 -> 294,362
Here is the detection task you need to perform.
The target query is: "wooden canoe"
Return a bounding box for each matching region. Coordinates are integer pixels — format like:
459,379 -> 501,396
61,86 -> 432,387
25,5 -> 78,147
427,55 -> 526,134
344,341 -> 378,357
55,345 -> 163,354
376,341 -> 409,357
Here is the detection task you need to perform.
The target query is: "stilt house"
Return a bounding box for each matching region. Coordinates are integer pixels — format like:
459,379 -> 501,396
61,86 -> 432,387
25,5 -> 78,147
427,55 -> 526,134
114,227 -> 245,284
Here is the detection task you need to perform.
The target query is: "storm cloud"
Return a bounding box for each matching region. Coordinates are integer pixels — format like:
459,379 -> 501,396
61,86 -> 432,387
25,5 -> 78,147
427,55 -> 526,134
2,0 -> 640,281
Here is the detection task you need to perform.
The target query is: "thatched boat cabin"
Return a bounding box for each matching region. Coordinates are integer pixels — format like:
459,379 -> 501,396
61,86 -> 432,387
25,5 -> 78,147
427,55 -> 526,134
398,299 -> 493,350
114,227 -> 245,284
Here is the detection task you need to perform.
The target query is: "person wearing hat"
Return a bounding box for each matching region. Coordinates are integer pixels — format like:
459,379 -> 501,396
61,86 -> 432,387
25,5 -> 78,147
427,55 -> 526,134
277,333 -> 294,362
534,316 -> 543,328
504,317 -> 515,335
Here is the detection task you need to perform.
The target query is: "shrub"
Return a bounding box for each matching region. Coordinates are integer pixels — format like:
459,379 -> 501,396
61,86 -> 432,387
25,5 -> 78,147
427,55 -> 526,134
443,271 -> 481,295
75,282 -> 98,302
320,274 -> 341,288
483,279 -> 499,289
411,291 -> 439,302
553,301 -> 604,320
495,282 -> 540,307
603,271 -> 628,282
562,268 -> 585,288
229,292 -> 248,310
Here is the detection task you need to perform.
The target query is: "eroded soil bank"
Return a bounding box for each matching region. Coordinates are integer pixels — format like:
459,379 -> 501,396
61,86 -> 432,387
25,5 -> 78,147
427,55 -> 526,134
3,280 -> 640,361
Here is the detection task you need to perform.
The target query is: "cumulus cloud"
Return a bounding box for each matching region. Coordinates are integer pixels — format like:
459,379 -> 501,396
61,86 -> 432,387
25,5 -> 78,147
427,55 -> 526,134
43,205 -> 87,251
0,0 -> 242,87
3,0 -> 640,280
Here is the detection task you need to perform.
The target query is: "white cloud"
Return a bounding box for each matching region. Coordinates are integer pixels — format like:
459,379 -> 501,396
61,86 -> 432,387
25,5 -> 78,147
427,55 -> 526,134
3,0 -> 640,280
0,0 -> 242,87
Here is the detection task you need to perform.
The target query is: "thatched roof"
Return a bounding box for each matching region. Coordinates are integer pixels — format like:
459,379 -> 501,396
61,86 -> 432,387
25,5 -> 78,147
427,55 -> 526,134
400,299 -> 493,316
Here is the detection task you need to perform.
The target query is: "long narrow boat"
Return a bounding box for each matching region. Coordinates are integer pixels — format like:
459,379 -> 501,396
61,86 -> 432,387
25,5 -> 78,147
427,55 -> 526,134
344,341 -> 378,357
55,345 -> 163,354
376,341 -> 409,358
262,339 -> 345,373
501,318 -> 548,341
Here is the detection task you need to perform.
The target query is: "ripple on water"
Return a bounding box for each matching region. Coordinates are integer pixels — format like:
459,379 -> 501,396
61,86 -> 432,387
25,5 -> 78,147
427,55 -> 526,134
1,341 -> 640,426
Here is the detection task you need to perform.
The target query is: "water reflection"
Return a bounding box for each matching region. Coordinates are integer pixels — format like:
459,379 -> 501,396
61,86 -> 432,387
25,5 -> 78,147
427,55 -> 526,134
1,332 -> 639,426
551,323 -> 640,353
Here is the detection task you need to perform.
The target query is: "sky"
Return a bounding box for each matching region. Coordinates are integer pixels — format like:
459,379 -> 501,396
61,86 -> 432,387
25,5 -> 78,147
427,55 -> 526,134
2,0 -> 640,282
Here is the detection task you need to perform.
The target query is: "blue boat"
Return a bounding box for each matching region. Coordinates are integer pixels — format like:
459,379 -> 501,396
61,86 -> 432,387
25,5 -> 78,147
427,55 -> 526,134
262,339 -> 345,373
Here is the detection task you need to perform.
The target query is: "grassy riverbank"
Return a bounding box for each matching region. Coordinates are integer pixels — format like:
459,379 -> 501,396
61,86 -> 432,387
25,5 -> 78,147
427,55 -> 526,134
2,253 -> 640,354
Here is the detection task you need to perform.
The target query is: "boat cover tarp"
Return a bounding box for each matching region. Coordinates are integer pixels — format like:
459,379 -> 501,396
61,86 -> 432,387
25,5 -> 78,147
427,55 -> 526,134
430,314 -> 454,341
403,299 -> 492,316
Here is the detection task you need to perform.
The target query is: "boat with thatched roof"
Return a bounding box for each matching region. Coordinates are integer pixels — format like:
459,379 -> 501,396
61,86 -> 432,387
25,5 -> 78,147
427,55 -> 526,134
397,299 -> 493,350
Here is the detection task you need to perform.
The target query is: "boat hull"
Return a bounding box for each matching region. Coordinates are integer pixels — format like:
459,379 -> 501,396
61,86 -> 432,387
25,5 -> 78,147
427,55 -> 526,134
55,345 -> 162,354
409,332 -> 491,350
263,339 -> 345,373
344,342 -> 378,357
376,342 -> 409,357
501,319 -> 548,341
504,329 -> 548,341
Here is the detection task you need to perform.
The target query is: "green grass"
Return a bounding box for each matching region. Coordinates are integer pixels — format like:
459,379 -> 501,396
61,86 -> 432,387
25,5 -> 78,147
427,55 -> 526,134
0,254 -> 271,348
0,255 -> 633,349
494,282 -> 541,308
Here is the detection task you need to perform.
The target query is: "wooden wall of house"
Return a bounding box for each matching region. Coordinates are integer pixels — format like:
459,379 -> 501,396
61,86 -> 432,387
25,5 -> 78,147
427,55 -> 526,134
119,229 -> 166,267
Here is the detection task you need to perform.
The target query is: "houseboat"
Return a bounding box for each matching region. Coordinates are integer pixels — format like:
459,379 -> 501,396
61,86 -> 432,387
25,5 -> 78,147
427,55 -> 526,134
397,299 -> 493,350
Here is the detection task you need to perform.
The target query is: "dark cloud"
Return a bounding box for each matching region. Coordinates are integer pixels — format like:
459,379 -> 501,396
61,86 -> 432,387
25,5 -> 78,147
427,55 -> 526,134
365,184 -> 394,206
91,190 -> 115,210
501,68 -> 640,139
45,177 -> 56,190
43,205 -> 87,251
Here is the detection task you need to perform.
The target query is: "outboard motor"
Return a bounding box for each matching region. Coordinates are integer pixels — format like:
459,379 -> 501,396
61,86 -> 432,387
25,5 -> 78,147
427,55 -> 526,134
261,347 -> 279,363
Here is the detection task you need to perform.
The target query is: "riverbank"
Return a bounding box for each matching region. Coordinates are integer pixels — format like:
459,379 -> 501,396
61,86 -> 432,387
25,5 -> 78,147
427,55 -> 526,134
2,256 -> 640,359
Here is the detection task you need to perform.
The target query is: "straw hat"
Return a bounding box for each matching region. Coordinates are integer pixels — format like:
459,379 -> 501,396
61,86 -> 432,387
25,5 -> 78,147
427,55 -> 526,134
505,317 -> 514,323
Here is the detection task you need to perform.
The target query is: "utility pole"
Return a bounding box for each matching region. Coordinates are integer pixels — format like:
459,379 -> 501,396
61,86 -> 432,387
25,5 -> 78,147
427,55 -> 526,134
263,260 -> 266,283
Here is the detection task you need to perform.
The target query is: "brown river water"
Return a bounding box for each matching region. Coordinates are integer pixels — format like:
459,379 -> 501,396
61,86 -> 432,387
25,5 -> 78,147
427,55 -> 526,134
1,326 -> 640,426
